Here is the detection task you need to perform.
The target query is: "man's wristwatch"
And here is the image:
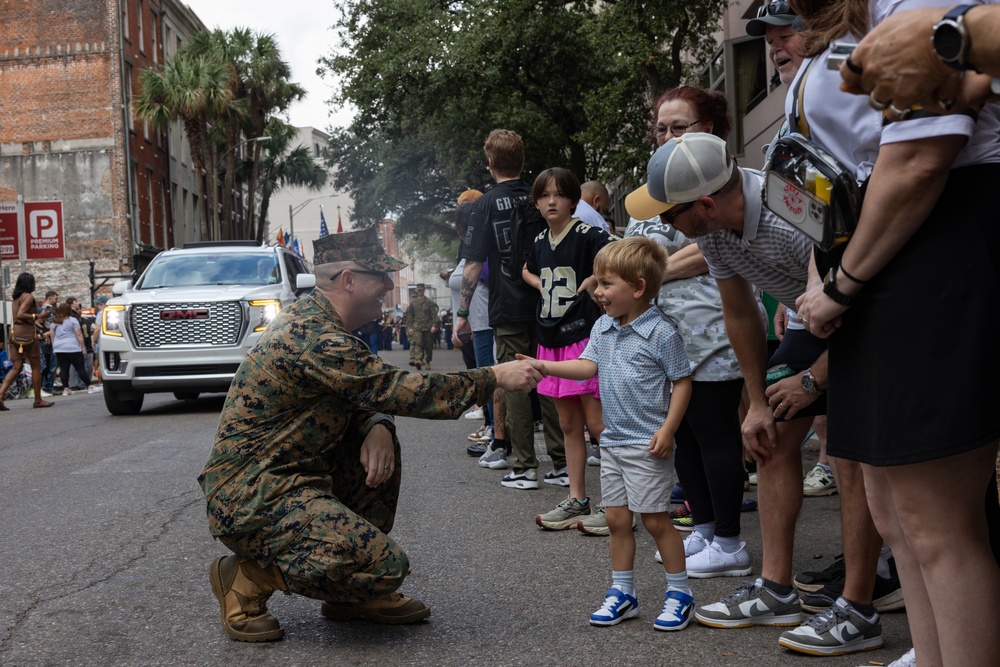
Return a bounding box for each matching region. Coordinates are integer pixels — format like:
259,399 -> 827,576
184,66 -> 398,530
932,5 -> 977,71
801,368 -> 824,396
823,268 -> 857,307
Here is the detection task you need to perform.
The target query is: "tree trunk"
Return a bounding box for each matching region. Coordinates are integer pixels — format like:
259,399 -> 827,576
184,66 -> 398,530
222,128 -> 236,239
247,141 -> 261,242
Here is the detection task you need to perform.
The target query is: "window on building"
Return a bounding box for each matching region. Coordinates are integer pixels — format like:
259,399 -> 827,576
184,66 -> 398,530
314,143 -> 321,158
122,2 -> 129,40
137,0 -> 144,53
698,38 -> 767,156
151,13 -> 158,63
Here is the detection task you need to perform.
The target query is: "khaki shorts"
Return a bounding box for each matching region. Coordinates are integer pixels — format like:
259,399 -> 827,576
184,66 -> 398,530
600,444 -> 676,514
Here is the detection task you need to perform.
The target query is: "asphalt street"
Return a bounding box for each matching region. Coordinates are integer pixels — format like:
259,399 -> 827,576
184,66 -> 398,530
0,345 -> 911,666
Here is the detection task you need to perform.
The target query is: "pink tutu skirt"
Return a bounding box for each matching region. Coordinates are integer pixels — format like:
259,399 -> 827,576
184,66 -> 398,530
537,339 -> 600,400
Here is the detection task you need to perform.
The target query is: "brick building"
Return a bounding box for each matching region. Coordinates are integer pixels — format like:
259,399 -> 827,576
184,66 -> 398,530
0,0 -> 205,307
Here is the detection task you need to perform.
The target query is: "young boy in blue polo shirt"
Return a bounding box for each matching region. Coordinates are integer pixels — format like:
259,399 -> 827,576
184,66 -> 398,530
520,236 -> 693,630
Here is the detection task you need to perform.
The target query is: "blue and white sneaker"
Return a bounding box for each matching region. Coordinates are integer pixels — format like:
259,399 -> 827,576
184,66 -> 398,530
589,588 -> 639,626
654,590 -> 694,631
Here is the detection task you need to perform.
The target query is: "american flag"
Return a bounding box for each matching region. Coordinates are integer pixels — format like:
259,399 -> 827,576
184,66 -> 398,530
319,208 -> 329,237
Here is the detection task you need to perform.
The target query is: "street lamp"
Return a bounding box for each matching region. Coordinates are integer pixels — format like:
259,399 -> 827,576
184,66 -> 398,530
287,194 -> 335,247
216,135 -> 268,168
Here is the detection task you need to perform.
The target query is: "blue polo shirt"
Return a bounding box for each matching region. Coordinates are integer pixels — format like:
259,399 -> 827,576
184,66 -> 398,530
580,306 -> 691,447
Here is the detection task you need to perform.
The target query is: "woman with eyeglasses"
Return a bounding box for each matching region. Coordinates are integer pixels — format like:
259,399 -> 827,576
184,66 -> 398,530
789,1 -> 1000,665
625,86 -> 755,579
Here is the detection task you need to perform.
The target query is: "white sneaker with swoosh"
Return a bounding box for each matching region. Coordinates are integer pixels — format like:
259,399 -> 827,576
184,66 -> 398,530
695,578 -> 802,628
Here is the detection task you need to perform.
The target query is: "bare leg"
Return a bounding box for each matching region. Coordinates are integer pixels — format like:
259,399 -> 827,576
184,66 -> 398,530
0,358 -> 26,402
885,442 -> 1000,666
607,506 -> 637,572
813,416 -> 829,466
555,398 -> 587,501
644,512 -> 686,574
863,464 -> 939,666
830,457 -> 881,604
758,417 -> 812,584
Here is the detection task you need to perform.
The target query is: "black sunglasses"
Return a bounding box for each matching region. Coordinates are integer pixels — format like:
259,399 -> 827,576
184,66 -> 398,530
330,268 -> 391,282
757,1 -> 792,18
661,202 -> 694,224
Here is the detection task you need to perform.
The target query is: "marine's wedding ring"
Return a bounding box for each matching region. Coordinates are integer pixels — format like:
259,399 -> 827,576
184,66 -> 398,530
868,93 -> 890,110
844,54 -> 863,75
938,97 -> 956,111
888,104 -> 913,120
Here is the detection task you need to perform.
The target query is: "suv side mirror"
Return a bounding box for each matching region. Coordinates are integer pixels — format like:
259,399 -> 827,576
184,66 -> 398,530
112,280 -> 133,295
295,273 -> 316,296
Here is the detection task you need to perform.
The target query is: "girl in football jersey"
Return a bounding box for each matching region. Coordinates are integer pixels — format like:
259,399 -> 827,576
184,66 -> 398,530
522,167 -> 614,530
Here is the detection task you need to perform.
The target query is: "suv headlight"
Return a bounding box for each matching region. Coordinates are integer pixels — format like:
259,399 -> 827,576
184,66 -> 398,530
102,305 -> 125,337
249,299 -> 281,332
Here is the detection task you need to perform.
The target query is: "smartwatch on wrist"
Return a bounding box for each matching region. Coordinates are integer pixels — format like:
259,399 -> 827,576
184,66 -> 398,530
932,5 -> 977,71
823,268 -> 857,307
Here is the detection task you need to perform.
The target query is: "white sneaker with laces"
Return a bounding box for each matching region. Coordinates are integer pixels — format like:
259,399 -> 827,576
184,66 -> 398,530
683,532 -> 709,558
803,463 -> 838,496
62,389 -> 72,397
686,541 -> 752,579
464,407 -> 484,420
88,384 -> 103,393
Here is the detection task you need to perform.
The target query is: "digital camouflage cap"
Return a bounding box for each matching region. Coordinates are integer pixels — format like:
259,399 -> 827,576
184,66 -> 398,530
312,225 -> 408,271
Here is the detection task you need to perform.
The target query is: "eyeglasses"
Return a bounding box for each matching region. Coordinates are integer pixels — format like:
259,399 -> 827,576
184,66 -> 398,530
330,268 -> 392,282
661,202 -> 694,224
757,1 -> 792,18
654,120 -> 704,138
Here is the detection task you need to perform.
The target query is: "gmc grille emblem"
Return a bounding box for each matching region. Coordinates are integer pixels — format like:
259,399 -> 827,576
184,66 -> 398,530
160,309 -> 210,321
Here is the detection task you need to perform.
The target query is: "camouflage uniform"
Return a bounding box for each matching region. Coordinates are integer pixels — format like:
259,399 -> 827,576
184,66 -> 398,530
404,294 -> 440,368
199,290 -> 495,604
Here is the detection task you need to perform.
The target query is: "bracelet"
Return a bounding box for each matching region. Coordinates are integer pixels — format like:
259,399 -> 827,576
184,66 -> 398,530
838,264 -> 868,285
456,310 -> 470,318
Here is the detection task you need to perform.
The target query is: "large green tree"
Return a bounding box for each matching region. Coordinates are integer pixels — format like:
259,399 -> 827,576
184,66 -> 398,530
320,0 -> 729,239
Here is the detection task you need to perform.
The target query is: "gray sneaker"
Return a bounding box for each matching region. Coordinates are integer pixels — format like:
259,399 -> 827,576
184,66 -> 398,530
778,597 -> 883,656
536,496 -> 590,530
695,578 -> 802,628
577,504 -> 610,536
477,445 -> 510,470
587,445 -> 601,466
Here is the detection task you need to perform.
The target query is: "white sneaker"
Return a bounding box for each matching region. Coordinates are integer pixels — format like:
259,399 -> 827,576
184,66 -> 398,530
464,407 -> 484,420
683,532 -> 709,557
686,541 -> 752,579
62,388 -> 72,397
883,648 -> 916,667
803,463 -> 838,496
41,390 -> 53,398
87,385 -> 103,394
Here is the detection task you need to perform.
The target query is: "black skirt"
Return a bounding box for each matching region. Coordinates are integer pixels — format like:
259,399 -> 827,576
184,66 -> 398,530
827,163 -> 1000,466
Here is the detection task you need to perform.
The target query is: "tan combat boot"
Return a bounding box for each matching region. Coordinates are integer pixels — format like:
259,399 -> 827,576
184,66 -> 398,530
320,592 -> 431,625
209,555 -> 287,642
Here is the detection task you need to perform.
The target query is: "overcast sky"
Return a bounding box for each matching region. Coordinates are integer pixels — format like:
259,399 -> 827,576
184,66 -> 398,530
181,0 -> 354,131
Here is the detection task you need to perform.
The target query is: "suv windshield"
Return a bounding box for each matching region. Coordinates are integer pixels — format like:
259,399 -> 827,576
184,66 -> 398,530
137,252 -> 280,289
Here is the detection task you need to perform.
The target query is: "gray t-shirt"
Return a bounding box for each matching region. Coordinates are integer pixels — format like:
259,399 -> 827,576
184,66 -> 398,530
625,218 -> 742,382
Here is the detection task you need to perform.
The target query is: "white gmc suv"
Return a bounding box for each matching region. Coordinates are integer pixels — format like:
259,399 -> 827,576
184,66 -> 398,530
99,241 -> 314,415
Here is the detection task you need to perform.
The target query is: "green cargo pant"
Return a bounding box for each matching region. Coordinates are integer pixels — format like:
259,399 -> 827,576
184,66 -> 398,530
493,321 -> 565,472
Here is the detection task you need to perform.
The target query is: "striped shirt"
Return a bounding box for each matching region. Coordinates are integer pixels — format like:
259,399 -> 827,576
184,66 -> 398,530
697,169 -> 812,306
580,307 -> 691,447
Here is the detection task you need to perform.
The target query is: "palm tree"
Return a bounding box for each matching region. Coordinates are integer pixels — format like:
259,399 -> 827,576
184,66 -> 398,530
236,33 -> 306,239
134,52 -> 234,239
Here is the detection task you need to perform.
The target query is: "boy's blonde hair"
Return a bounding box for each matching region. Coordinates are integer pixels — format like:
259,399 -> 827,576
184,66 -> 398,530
593,237 -> 667,301
484,129 -> 524,178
